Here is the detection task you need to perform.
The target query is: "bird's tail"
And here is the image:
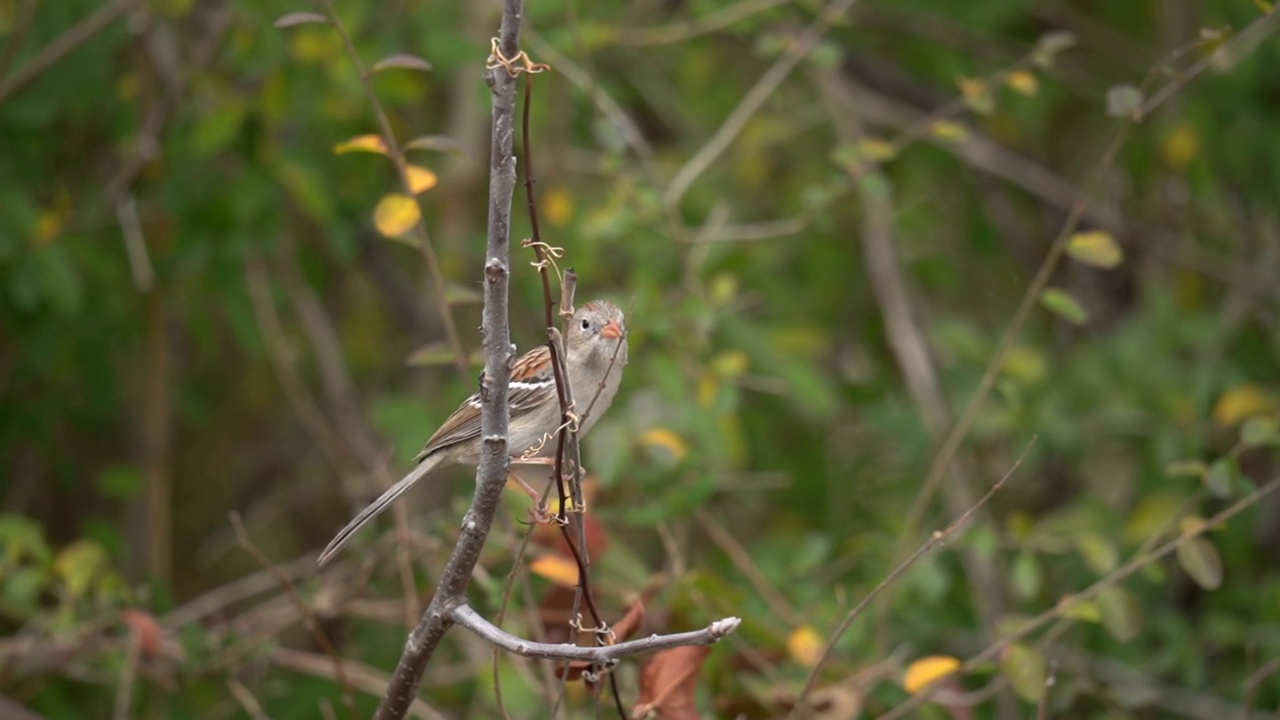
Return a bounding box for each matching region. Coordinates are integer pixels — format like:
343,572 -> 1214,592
317,453 -> 443,566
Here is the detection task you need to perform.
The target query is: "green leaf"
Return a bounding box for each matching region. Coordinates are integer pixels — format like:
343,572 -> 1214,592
371,53 -> 434,74
1039,288 -> 1088,325
1164,459 -> 1207,478
34,244 -> 82,315
1001,643 -> 1047,702
0,515 -> 51,565
1075,531 -> 1119,574
1106,84 -> 1144,118
1,566 -> 52,618
98,466 -> 143,499
1241,416 -> 1279,447
53,540 -> 109,599
404,134 -> 471,158
1032,30 -> 1078,67
190,100 -> 247,156
1066,230 -> 1124,268
1011,551 -> 1041,601
1177,536 -> 1224,590
274,11 -> 330,28
958,78 -> 995,116
1203,457 -> 1235,499
1098,587 -> 1142,641
1061,598 -> 1100,623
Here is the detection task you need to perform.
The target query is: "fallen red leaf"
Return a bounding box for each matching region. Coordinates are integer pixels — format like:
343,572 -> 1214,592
633,645 -> 711,719
120,609 -> 161,656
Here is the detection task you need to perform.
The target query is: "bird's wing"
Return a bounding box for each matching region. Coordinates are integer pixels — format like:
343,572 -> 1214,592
413,345 -> 555,461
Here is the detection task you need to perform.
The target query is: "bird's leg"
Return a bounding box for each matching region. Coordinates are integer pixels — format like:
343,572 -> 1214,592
506,468 -> 558,525
511,455 -> 589,518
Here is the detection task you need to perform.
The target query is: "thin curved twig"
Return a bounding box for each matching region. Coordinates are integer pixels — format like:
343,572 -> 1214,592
788,439 -> 1033,717
316,0 -> 470,377
453,605 -> 740,663
662,0 -> 860,228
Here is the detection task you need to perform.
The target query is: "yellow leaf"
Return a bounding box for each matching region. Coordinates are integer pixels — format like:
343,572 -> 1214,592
288,27 -> 343,64
34,211 -> 62,246
698,374 -> 718,408
405,164 -> 438,194
1005,70 -> 1039,96
928,120 -> 969,142
639,428 -> 687,463
857,137 -> 898,162
957,77 -> 994,114
1255,0 -> 1274,16
1125,491 -> 1185,545
530,554 -> 579,587
1060,598 -> 1100,622
1065,230 -> 1123,269
1002,345 -> 1047,385
787,626 -> 824,668
1161,123 -> 1200,170
334,134 -> 389,155
542,187 -> 574,228
712,350 -> 750,378
372,194 -> 421,238
116,71 -> 140,101
903,655 -> 961,693
1179,515 -> 1208,537
54,540 -> 109,599
1212,383 -> 1277,425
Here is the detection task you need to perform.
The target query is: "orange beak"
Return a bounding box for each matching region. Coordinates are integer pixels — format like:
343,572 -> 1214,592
601,320 -> 623,340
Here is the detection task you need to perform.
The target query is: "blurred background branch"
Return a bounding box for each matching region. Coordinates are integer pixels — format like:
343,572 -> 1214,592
2,0 -> 1280,718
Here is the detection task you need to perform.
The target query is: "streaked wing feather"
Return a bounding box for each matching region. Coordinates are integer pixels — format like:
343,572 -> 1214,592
413,346 -> 554,461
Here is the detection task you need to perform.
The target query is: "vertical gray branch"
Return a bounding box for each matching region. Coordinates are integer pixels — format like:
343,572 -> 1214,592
372,2 -> 524,718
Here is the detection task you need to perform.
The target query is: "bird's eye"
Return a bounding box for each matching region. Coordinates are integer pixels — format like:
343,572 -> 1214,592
580,318 -> 591,331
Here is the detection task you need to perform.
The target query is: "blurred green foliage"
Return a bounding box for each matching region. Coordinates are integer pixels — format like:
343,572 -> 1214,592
2,0 -> 1280,718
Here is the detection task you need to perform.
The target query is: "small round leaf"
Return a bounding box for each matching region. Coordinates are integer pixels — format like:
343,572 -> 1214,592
274,12 -> 330,28
372,194 -> 421,238
1066,230 -> 1124,268
1039,288 -> 1088,325
371,53 -> 434,74
1177,536 -> 1224,591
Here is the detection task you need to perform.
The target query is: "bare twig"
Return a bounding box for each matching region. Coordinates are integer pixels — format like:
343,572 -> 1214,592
0,0 -> 41,82
115,195 -> 155,292
273,648 -> 449,720
492,518 -> 547,720
789,439 -> 1034,717
614,0 -> 794,47
816,70 -> 1008,699
1243,655 -> 1280,720
230,513 -> 359,720
876,475 -> 1280,720
162,554 -> 318,630
894,9 -> 1280,578
315,0 -> 469,377
371,4 -> 523,717
0,0 -> 133,104
276,240 -> 420,626
452,605 -> 740,663
111,630 -> 141,720
524,30 -> 654,165
1037,661 -> 1056,720
663,0 -> 860,228
227,678 -> 272,720
244,255 -> 350,480
694,509 -> 801,626
516,56 -> 626,717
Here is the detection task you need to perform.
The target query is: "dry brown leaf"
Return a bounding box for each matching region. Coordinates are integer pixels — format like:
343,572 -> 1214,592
121,608 -> 162,656
633,645 -> 711,719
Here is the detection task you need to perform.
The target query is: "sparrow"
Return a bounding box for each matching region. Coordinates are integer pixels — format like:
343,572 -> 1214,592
317,299 -> 627,565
